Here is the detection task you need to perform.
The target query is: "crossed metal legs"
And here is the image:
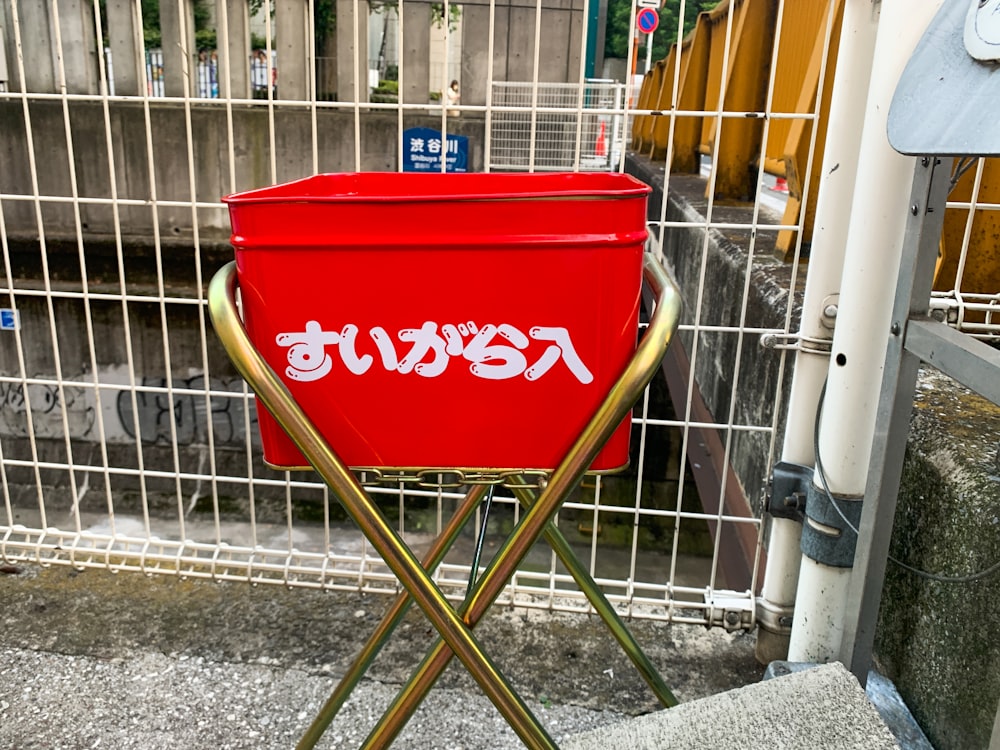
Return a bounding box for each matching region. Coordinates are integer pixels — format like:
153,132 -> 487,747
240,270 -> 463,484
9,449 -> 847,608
208,253 -> 682,748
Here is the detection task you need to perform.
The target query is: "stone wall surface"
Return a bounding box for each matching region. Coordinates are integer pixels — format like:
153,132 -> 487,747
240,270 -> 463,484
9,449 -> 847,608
0,100 -> 487,239
877,369 -> 1000,750
628,153 -> 1000,750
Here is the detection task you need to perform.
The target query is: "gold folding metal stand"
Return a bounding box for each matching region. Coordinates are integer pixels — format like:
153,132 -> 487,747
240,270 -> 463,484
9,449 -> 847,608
208,252 -> 682,749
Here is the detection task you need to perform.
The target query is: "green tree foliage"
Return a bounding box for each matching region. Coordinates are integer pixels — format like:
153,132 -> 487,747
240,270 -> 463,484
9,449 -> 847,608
431,2 -> 462,31
140,0 -> 160,46
314,0 -> 336,54
604,0 -> 718,62
138,0 -> 214,48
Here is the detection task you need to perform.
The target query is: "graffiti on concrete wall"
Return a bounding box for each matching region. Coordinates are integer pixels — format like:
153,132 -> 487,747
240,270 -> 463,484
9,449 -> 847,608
0,380 -> 96,439
0,372 -> 258,447
115,375 -> 258,446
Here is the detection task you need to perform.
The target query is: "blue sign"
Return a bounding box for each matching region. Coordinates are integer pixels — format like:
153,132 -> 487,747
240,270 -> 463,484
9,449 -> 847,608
402,127 -> 469,173
1,309 -> 19,331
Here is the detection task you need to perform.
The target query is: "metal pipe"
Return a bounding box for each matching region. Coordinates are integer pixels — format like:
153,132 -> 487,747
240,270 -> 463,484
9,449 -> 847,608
209,263 -> 557,750
755,0 -> 880,665
209,254 -> 681,749
787,0 -> 944,663
300,476 -> 678,750
296,483 -> 490,750
359,254 -> 682,748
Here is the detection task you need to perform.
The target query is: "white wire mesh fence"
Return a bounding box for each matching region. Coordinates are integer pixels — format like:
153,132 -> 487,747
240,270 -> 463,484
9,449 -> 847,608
0,0 -> 898,630
935,156 -> 1000,339
489,81 -> 626,171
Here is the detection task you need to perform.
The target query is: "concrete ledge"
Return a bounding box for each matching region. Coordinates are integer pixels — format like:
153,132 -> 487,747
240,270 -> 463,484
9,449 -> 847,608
877,368 -> 1000,749
564,662 -> 900,750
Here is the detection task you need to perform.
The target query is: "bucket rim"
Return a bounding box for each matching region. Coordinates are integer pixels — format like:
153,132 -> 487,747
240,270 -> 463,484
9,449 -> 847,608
222,171 -> 652,206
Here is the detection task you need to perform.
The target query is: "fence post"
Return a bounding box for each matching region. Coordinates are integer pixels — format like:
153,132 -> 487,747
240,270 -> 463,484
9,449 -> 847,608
6,3 -> 50,92
160,0 -> 196,97
56,0 -> 101,93
460,4 -> 493,107
401,2 -> 430,104
336,0 -> 370,103
786,0 -> 944,665
0,14 -> 9,91
754,0 -> 879,667
218,0 -> 251,99
8,0 -> 100,93
107,0 -> 144,96
276,0 -> 310,100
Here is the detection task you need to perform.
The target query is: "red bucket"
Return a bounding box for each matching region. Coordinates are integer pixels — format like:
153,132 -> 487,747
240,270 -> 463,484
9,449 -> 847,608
224,172 -> 650,472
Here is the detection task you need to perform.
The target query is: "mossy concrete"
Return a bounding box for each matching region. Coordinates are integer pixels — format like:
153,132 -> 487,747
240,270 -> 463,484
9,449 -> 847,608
877,368 -> 1000,750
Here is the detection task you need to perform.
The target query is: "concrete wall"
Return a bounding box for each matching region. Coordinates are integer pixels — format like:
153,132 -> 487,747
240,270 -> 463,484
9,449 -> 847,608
0,100 -> 486,240
629,153 -> 1000,750
0,0 -> 99,94
0,0 -> 588,105
0,287 -> 304,516
876,370 -> 1000,750
628,155 -> 798,589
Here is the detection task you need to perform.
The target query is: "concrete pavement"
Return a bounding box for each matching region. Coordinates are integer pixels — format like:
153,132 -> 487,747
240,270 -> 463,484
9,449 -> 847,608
0,563 -> 924,749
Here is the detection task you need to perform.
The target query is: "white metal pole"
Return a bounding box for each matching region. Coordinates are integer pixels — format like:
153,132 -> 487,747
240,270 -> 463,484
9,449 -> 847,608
755,0 -> 880,665
787,0 -> 945,663
645,32 -> 653,73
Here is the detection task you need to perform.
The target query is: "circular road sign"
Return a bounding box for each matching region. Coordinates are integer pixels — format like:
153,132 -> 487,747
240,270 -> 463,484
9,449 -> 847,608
636,7 -> 659,34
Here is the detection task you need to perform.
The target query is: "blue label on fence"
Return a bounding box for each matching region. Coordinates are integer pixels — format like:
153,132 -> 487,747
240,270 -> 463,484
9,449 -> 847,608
1,309 -> 18,331
402,128 -> 468,173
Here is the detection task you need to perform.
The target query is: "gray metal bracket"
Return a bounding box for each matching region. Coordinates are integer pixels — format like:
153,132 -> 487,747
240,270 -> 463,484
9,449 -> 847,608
840,156 -> 953,684
767,461 -> 861,568
767,461 -> 811,521
768,461 -> 861,567
801,486 -> 862,569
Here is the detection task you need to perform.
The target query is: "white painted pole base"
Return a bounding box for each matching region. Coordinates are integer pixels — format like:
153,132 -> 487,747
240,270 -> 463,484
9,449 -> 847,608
755,517 -> 803,664
787,555 -> 852,663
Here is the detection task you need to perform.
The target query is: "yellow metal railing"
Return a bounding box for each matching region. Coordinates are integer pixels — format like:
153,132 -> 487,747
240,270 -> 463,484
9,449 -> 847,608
633,0 -> 841,257
940,160 -> 1000,304
766,0 -> 844,259
634,0 -> 1000,291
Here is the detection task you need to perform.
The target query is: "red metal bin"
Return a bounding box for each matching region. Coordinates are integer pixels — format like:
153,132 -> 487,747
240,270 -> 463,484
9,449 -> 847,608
223,171 -> 651,472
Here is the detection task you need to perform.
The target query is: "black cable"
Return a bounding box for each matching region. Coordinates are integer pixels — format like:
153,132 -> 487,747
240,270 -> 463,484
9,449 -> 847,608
466,485 -> 495,595
950,156 -> 978,190
813,378 -> 1000,583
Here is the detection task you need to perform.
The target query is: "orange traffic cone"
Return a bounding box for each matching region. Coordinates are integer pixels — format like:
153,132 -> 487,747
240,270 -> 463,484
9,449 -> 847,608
595,121 -> 607,158
774,177 -> 789,193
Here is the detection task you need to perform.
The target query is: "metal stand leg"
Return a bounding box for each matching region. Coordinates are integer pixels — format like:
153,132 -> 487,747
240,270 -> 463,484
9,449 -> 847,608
506,480 -> 679,709
358,259 -> 682,748
208,254 -> 682,750
298,478 -> 676,750
296,484 -> 490,750
211,264 -> 562,750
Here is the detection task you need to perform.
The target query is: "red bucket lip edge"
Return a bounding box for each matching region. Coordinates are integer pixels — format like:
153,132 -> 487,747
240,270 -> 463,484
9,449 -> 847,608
222,172 -> 652,206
